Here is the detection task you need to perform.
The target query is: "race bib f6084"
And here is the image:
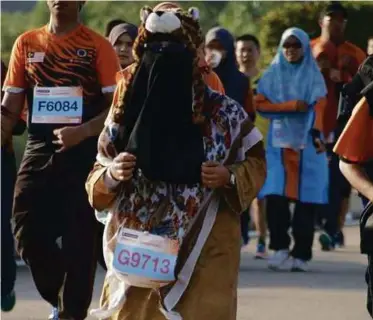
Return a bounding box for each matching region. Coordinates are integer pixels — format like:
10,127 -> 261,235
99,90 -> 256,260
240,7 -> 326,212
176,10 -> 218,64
32,87 -> 83,124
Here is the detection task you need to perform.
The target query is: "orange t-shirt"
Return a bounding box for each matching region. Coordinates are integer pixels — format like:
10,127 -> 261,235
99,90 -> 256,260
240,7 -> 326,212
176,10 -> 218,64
333,97 -> 373,163
311,38 -> 366,138
3,24 -> 120,154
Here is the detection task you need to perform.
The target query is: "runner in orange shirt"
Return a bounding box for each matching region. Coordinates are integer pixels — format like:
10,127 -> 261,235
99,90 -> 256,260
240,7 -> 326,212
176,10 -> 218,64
311,2 -> 366,250
333,88 -> 373,317
1,1 -> 120,319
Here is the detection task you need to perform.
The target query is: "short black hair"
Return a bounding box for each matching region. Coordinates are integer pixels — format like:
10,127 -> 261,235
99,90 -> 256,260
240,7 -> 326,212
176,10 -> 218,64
236,34 -> 260,51
320,1 -> 348,20
105,19 -> 127,37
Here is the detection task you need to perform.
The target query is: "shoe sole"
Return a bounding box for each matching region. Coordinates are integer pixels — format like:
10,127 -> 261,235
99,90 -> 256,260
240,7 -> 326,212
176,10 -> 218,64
291,267 -> 307,272
255,253 -> 267,260
268,265 -> 280,271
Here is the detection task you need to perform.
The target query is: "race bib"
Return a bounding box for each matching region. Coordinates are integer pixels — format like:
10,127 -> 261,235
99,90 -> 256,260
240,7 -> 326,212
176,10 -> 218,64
272,116 -> 310,150
32,87 -> 83,124
113,228 -> 179,288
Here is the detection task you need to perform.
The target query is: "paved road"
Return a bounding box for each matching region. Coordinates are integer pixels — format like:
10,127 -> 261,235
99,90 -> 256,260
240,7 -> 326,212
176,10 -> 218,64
2,227 -> 371,320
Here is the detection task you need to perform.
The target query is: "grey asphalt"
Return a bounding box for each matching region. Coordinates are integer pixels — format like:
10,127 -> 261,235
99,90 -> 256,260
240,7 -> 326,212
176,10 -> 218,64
1,226 -> 371,320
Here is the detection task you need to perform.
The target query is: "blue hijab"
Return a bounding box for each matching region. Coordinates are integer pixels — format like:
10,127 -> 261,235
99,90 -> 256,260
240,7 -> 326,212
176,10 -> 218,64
257,28 -> 327,150
257,28 -> 327,105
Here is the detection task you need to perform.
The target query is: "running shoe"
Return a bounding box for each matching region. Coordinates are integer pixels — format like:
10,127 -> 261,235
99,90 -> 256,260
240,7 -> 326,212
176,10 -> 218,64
334,231 -> 345,248
48,307 -> 59,320
1,289 -> 16,312
255,240 -> 267,259
291,258 -> 308,272
268,250 -> 289,270
319,231 -> 335,251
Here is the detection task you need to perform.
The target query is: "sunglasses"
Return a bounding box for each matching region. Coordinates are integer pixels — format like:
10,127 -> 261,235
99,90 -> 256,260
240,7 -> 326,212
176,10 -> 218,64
283,42 -> 302,49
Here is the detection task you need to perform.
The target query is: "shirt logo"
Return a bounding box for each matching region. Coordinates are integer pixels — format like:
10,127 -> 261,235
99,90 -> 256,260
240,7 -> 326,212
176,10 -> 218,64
77,49 -> 87,58
27,52 -> 45,63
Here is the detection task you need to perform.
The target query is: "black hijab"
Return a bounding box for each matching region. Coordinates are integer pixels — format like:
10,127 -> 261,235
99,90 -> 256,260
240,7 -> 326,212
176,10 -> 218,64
205,27 -> 249,107
118,36 -> 205,184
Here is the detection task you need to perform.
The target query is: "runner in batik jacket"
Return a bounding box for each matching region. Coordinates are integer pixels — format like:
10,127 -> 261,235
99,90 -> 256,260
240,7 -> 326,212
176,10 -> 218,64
85,5 -> 266,320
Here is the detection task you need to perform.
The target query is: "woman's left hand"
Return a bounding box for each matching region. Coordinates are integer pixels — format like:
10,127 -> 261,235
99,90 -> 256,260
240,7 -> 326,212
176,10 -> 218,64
311,129 -> 326,154
201,161 -> 230,189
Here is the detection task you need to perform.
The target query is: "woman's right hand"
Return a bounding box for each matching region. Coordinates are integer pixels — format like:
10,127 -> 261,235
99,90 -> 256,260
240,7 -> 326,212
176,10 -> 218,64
109,152 -> 136,182
295,100 -> 309,112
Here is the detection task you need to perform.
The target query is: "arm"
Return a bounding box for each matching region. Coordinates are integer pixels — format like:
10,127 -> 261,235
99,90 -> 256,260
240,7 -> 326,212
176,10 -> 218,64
224,141 -> 266,213
312,97 -> 327,132
340,160 -> 373,202
255,94 -> 298,114
86,160 -> 119,211
1,36 -> 27,145
2,92 -> 26,145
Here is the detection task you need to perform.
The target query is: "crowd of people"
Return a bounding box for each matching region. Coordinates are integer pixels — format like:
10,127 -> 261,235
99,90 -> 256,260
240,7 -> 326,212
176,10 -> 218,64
1,1 -> 373,320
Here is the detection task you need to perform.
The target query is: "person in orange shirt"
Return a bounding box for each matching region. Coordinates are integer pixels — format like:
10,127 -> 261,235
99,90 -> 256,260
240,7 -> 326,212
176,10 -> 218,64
333,90 -> 373,317
311,1 -> 366,250
1,1 -> 120,319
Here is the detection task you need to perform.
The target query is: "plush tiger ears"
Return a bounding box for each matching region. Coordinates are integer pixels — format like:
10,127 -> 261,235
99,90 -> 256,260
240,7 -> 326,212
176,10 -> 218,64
188,7 -> 200,21
140,6 -> 153,24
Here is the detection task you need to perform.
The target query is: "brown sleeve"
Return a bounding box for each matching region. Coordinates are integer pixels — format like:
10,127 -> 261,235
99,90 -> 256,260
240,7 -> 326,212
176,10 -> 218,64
255,94 -> 298,113
223,141 -> 267,214
313,97 -> 327,132
85,163 -> 118,212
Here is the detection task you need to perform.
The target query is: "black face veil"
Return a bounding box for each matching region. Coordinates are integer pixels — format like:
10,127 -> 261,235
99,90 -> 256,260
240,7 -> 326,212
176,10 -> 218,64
119,34 -> 205,184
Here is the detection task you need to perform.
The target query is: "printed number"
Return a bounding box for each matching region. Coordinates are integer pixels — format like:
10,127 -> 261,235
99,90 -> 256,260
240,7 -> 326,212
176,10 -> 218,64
152,257 -> 159,272
118,249 -> 130,266
117,250 -> 172,275
142,254 -> 151,269
130,252 -> 141,268
70,101 -> 78,111
160,259 -> 170,274
38,100 -> 78,112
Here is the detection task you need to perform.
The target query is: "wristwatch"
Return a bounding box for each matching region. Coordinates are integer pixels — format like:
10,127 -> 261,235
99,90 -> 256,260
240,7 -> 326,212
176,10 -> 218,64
225,171 -> 236,188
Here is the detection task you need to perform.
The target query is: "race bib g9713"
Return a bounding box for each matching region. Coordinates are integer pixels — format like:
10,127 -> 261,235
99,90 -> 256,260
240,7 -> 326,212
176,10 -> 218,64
113,228 -> 179,289
32,87 -> 83,124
